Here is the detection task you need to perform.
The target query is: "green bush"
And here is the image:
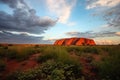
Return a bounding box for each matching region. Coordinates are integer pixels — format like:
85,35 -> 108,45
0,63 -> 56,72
37,46 -> 76,64
101,46 -> 111,53
37,52 -> 56,63
0,60 -> 6,72
6,71 -> 23,80
4,45 -> 120,80
6,60 -> 82,80
51,69 -> 65,80
6,49 -> 17,59
3,46 -> 8,49
16,47 -> 34,61
8,44 -> 13,46
34,45 -> 39,48
0,48 -> 6,58
4,47 -> 34,61
0,44 -> 2,47
83,47 -> 99,54
66,46 -> 100,54
95,51 -> 120,80
66,46 -> 81,53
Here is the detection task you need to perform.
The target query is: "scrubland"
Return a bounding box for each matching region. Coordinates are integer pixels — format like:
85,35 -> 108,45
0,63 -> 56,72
0,44 -> 120,80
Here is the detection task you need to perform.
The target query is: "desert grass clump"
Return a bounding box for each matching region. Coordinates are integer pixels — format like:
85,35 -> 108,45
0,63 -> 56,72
15,47 -> 36,61
37,46 -> 61,63
34,45 -> 39,48
8,44 -> 13,46
37,46 -> 75,64
6,49 -> 17,59
3,46 -> 8,49
0,47 -> 7,58
82,46 -> 99,54
66,46 -> 100,56
0,44 -> 3,47
0,60 -> 6,72
5,46 -> 37,61
6,60 -> 82,80
98,57 -> 120,80
66,46 -> 82,53
93,46 -> 120,80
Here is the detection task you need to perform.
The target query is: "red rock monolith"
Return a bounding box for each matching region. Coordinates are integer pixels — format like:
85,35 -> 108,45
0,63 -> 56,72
54,37 -> 96,46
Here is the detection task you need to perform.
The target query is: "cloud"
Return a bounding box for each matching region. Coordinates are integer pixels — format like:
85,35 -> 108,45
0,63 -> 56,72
66,31 -> 120,45
66,31 -> 80,35
86,0 -> 120,9
95,39 -> 116,45
86,0 -> 120,29
0,31 -> 52,44
66,31 -> 120,38
67,22 -> 76,26
44,38 -> 57,43
0,0 -> 57,34
5,31 -> 42,37
47,0 -> 76,23
105,4 -> 120,28
115,32 -> 120,36
0,31 -> 41,43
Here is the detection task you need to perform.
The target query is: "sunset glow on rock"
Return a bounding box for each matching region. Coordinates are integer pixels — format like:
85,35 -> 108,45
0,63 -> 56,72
54,37 -> 96,46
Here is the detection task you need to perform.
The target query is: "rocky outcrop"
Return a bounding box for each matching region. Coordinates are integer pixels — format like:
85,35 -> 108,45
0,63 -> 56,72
54,37 -> 96,46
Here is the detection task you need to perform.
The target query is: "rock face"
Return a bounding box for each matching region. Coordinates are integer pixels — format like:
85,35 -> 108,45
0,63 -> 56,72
54,37 -> 96,46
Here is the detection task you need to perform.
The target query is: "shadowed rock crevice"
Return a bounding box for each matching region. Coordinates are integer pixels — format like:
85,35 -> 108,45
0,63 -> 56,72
54,37 -> 96,46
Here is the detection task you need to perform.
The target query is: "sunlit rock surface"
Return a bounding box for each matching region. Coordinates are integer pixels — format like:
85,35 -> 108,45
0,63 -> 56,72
54,37 -> 96,46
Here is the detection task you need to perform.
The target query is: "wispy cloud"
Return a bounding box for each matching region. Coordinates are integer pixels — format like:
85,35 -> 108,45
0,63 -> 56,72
0,31 -> 41,43
86,0 -> 120,29
47,0 -> 76,23
115,32 -> 120,36
5,31 -> 42,37
86,0 -> 120,9
66,30 -> 120,45
66,31 -> 120,38
0,31 -> 53,44
95,39 -> 117,45
67,22 -> 76,26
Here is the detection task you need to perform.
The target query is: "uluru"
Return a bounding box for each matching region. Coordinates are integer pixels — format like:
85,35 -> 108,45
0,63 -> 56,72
54,37 -> 96,46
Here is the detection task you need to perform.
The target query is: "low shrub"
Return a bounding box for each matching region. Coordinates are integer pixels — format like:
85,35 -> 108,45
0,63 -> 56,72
34,45 -> 39,48
37,52 -> 56,63
0,48 -> 6,58
6,60 -> 82,80
0,60 -> 6,72
15,47 -> 36,61
0,44 -> 2,47
3,46 -> 8,49
94,51 -> 120,80
8,44 -> 13,46
37,46 -> 75,64
83,47 -> 99,54
66,46 -> 99,55
66,46 -> 81,52
6,49 -> 17,59
101,46 -> 111,53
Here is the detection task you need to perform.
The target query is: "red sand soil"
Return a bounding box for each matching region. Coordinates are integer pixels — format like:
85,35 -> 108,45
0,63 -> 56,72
1,51 -> 103,80
1,53 -> 40,79
80,56 -> 99,80
70,52 -> 101,80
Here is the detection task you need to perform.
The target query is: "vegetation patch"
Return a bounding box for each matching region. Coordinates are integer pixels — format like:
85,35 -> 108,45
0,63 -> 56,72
0,45 -> 120,80
7,60 -> 82,80
0,60 -> 6,72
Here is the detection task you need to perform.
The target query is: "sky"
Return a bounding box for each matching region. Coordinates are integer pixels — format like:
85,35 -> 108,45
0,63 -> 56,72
0,0 -> 120,45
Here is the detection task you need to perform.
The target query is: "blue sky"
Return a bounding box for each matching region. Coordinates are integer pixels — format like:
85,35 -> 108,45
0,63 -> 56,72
0,0 -> 120,44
